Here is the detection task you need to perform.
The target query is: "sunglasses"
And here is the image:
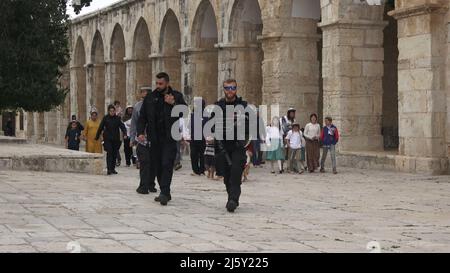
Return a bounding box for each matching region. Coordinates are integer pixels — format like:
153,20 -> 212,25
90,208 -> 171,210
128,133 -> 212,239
224,86 -> 237,91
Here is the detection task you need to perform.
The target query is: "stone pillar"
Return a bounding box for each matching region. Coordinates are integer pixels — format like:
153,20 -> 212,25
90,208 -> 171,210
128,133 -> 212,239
217,43 -> 263,106
260,23 -> 321,126
181,47 -> 219,105
125,58 -> 137,106
69,66 -> 78,118
389,1 -> 449,174
319,17 -> 387,152
86,64 -> 93,115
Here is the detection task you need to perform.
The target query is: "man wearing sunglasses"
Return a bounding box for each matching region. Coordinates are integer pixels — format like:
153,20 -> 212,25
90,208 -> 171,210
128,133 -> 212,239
214,79 -> 251,213
137,72 -> 187,206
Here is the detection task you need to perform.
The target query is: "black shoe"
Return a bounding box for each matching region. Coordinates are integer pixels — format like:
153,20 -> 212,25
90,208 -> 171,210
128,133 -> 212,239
136,188 -> 149,195
154,194 -> 172,202
226,200 -> 238,213
149,187 -> 157,193
112,170 -> 118,175
159,194 -> 169,206
107,171 -> 113,175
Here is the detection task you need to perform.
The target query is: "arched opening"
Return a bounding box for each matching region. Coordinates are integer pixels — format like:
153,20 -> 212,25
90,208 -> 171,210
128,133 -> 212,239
91,31 -> 105,117
383,2 -> 399,151
228,0 -> 263,105
110,24 -> 127,107
190,0 -> 219,104
74,37 -> 87,123
133,18 -> 153,101
290,0 -> 322,126
160,9 -> 182,91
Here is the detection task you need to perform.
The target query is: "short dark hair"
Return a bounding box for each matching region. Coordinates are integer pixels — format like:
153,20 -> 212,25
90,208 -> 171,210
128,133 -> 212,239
223,79 -> 237,86
156,72 -> 170,82
310,113 -> 318,121
114,100 -> 120,105
108,105 -> 116,111
71,115 -> 77,120
325,116 -> 333,122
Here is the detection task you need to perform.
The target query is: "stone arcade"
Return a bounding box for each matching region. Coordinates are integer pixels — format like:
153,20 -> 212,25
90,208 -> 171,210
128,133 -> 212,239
3,0 -> 449,175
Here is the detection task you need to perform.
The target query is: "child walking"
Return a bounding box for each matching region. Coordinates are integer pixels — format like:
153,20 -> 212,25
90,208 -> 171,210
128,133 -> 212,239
204,136 -> 216,180
265,117 -> 284,174
320,117 -> 339,174
285,123 -> 305,174
65,121 -> 81,151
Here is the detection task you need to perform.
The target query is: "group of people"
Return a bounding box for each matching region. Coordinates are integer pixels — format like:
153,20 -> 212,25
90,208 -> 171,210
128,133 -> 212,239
64,71 -> 340,213
264,110 -> 339,175
65,100 -> 138,172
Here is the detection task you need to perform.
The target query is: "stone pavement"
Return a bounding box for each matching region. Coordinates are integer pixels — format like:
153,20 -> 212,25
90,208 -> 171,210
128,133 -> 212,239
0,162 -> 449,253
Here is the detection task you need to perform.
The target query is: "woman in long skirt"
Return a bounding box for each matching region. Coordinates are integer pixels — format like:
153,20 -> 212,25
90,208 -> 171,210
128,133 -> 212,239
304,113 -> 321,173
265,117 -> 285,174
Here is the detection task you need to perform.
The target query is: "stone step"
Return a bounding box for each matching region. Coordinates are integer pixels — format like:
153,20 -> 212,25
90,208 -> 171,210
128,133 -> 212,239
0,136 -> 27,144
0,143 -> 105,175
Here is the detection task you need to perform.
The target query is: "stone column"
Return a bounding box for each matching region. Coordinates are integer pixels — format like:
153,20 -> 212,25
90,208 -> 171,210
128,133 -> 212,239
125,58 -> 137,106
389,1 -> 449,174
69,66 -> 79,118
260,29 -> 321,127
180,47 -> 219,105
319,18 -> 387,152
217,43 -> 263,106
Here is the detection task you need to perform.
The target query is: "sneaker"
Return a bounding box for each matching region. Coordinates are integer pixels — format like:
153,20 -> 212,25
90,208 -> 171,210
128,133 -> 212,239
226,200 -> 238,213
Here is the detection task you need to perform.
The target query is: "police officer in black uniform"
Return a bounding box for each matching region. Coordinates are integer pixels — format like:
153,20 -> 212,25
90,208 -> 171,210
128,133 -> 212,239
214,79 -> 253,213
137,72 -> 187,206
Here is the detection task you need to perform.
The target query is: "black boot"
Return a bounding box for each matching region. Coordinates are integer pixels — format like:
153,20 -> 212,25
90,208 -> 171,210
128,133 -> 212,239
226,200 -> 238,213
154,194 -> 172,203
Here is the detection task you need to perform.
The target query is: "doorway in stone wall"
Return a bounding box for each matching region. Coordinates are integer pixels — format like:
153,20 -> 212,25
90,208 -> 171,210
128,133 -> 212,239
382,1 -> 399,151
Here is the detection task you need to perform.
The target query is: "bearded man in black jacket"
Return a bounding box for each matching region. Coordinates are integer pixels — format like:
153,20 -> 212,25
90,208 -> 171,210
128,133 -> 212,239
137,72 -> 187,206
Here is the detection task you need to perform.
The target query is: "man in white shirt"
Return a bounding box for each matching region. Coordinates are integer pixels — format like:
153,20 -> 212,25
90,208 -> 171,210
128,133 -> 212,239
285,123 -> 305,174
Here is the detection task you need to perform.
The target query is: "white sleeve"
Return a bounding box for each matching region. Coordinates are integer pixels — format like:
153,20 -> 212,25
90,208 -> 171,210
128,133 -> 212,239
285,130 -> 292,140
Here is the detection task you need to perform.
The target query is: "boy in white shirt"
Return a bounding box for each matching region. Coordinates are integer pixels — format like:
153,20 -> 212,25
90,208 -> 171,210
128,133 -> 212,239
285,123 -> 305,174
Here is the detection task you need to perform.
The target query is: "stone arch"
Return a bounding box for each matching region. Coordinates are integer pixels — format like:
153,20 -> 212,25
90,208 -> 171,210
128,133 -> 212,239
110,24 -> 127,108
91,31 -> 106,117
74,37 -> 87,123
227,0 -> 263,105
159,9 -> 182,91
132,17 -> 153,100
189,0 -> 219,104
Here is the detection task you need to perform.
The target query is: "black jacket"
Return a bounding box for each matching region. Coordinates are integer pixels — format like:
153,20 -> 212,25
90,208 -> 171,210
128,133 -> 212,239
137,87 -> 187,145
213,96 -> 254,146
95,114 -> 127,142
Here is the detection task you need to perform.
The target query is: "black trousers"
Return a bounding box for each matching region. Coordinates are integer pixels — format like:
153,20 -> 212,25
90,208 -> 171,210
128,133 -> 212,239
136,144 -> 156,191
123,138 -> 135,166
104,140 -> 121,171
153,141 -> 177,196
190,141 -> 205,175
218,144 -> 246,203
